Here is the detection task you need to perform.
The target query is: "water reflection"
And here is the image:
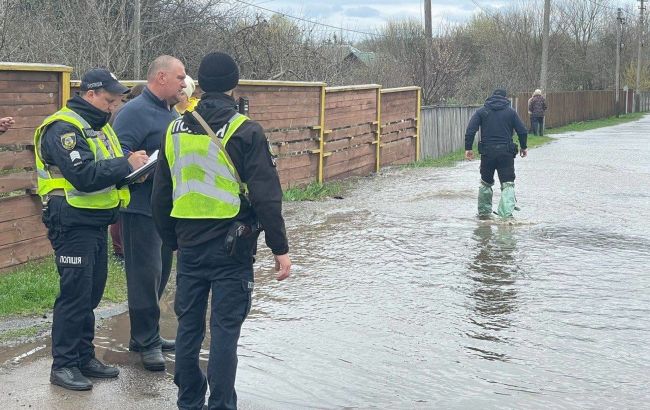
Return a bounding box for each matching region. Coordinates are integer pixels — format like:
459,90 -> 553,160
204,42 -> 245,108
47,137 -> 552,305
466,223 -> 519,361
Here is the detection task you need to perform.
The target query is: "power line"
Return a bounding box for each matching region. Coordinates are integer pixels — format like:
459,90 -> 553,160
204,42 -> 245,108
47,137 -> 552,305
586,0 -> 635,18
232,0 -> 383,38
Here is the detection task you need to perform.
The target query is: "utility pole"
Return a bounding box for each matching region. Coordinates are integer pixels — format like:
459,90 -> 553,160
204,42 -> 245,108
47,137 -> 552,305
540,0 -> 551,93
616,8 -> 625,117
636,0 -> 645,111
425,0 -> 432,39
134,0 -> 141,80
423,0 -> 432,103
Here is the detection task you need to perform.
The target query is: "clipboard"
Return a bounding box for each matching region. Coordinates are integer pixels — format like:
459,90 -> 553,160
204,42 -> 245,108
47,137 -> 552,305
117,150 -> 158,188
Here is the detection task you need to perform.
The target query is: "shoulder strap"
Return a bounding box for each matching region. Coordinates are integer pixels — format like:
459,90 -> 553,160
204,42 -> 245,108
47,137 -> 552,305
190,110 -> 246,194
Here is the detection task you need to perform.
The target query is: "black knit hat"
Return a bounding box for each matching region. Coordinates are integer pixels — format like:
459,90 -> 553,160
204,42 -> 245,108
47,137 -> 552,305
493,88 -> 507,97
198,52 -> 240,92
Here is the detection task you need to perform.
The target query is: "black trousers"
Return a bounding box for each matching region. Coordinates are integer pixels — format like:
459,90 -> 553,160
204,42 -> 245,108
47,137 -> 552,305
531,116 -> 544,136
121,213 -> 173,350
47,221 -> 108,370
480,148 -> 516,185
174,238 -> 254,410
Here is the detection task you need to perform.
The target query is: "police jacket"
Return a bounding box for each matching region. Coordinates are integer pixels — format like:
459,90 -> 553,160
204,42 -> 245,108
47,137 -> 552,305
151,92 -> 289,255
40,95 -> 131,227
465,95 -> 528,150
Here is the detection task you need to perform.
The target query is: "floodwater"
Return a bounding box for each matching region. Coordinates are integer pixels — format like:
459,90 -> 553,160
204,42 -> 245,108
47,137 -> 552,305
1,117 -> 649,409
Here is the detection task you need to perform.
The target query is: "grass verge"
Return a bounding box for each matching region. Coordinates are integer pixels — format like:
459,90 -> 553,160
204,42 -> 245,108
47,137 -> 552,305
407,112 -> 644,169
283,180 -> 350,201
0,324 -> 49,343
545,112 -> 645,134
0,252 -> 126,318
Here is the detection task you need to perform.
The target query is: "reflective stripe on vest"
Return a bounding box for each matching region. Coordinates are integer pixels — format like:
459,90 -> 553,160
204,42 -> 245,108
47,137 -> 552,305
34,107 -> 130,209
165,113 -> 248,219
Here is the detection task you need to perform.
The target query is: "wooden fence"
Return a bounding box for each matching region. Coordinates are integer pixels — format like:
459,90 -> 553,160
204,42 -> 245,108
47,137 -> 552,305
1,64 -> 420,270
0,63 -> 72,270
513,90 -> 626,128
419,89 -> 637,161
637,92 -> 650,112
420,105 -> 480,160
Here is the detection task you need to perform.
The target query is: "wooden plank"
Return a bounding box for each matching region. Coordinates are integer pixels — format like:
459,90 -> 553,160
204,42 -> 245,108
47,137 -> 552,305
0,71 -> 59,82
0,92 -> 58,106
0,149 -> 34,171
0,235 -> 52,271
266,129 -> 316,144
324,133 -> 375,152
325,144 -> 375,166
278,165 -> 314,185
0,195 -> 42,223
275,154 -> 312,171
382,130 -> 416,144
381,110 -> 416,124
324,155 -> 375,180
248,102 -> 321,115
381,120 -> 416,134
326,94 -> 376,107
8,115 -> 49,130
0,80 -> 59,93
0,127 -> 35,147
327,124 -> 375,141
252,110 -> 321,121
0,171 -> 36,193
0,215 -> 45,246
256,117 -> 320,130
236,83 -> 323,91
0,103 -> 58,118
277,140 -> 320,155
326,113 -> 378,130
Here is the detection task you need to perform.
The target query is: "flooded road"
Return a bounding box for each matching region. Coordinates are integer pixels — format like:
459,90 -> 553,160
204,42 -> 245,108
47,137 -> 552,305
2,116 -> 650,409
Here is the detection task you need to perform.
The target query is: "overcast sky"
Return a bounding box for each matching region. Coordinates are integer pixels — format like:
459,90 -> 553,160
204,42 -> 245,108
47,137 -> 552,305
237,1 -> 641,39
236,0 -> 511,37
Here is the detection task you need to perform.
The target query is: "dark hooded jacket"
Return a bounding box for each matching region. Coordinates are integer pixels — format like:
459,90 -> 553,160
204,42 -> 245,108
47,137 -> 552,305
151,92 -> 289,255
464,94 -> 528,150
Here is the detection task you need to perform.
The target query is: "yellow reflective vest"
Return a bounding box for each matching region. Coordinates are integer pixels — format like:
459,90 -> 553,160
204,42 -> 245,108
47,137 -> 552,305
34,107 -> 130,209
165,113 -> 248,219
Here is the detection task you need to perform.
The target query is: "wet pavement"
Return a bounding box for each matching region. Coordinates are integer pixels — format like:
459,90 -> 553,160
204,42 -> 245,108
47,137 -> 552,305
1,116 -> 650,409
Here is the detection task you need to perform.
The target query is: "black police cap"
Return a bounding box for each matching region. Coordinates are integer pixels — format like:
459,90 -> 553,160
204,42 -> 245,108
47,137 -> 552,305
80,69 -> 129,95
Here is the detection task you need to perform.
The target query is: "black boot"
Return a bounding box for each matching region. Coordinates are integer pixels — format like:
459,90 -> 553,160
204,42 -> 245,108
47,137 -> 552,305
50,367 -> 93,391
80,357 -> 120,378
129,337 -> 175,352
160,337 -> 175,352
141,347 -> 166,371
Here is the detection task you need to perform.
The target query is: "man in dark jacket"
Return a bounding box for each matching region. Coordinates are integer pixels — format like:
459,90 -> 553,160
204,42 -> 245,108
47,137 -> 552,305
112,56 -> 186,371
152,52 -> 291,410
528,89 -> 547,136
34,69 -> 148,390
465,89 -> 528,219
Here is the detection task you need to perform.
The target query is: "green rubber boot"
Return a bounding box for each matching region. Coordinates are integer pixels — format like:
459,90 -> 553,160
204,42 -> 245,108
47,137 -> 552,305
497,181 -> 517,219
478,181 -> 494,218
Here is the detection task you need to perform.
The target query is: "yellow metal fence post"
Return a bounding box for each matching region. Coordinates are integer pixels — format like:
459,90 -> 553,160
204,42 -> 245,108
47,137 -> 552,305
61,71 -> 71,108
318,84 -> 326,184
376,87 -> 382,172
415,87 -> 421,161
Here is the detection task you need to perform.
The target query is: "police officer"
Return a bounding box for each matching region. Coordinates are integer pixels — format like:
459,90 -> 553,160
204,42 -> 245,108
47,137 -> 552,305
464,88 -> 528,219
34,69 -> 148,391
151,52 -> 291,410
